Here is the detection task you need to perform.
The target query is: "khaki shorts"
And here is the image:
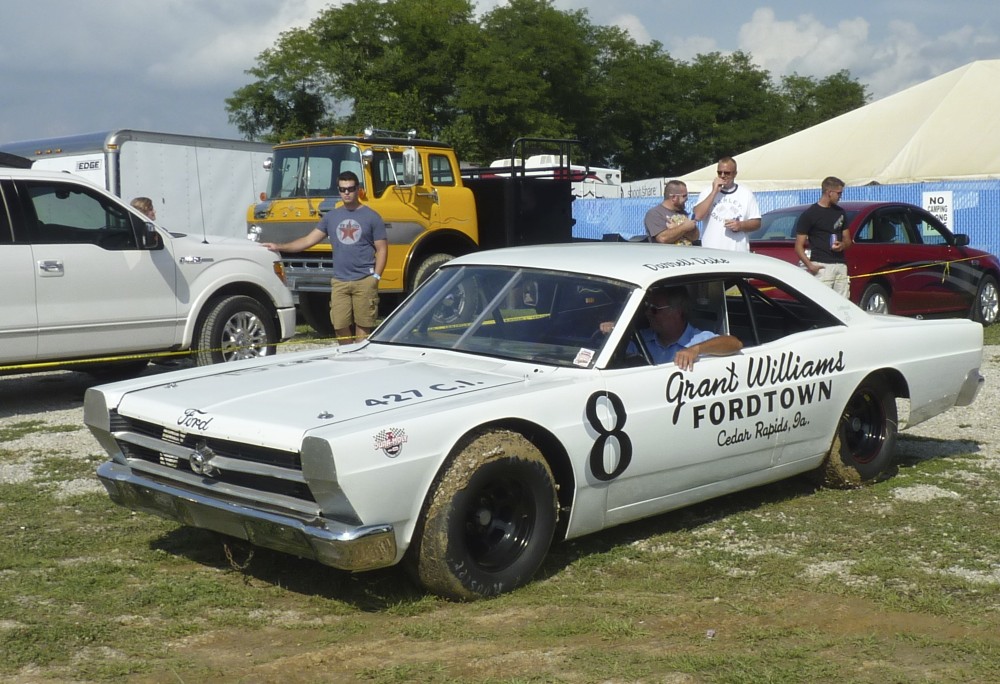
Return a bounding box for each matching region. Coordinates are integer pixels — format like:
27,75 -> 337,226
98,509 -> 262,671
330,276 -> 380,330
816,262 -> 850,298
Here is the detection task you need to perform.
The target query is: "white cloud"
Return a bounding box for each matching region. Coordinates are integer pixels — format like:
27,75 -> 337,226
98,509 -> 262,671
738,9 -> 872,80
608,13 -> 651,44
148,0 -> 336,88
735,7 -> 998,100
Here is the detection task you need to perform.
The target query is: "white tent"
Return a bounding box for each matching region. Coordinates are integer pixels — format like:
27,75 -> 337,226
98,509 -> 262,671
679,60 -> 1000,191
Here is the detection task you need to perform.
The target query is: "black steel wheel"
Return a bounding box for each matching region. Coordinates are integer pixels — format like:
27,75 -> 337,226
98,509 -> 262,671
410,430 -> 557,601
821,377 -> 897,487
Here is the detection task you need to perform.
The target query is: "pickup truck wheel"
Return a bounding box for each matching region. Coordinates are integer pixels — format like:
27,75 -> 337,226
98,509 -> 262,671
411,430 -> 558,601
860,283 -> 889,314
298,292 -> 335,337
972,275 -> 998,325
195,295 -> 277,366
820,377 -> 897,488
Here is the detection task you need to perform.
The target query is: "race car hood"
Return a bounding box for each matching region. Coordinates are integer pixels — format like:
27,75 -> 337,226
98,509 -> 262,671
104,348 -> 529,449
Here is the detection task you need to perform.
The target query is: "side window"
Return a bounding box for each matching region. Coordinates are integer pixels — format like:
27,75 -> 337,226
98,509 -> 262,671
0,183 -> 12,244
871,211 -> 909,244
756,213 -> 797,240
371,150 -> 424,198
726,274 -> 843,346
429,154 -> 456,186
855,219 -> 874,242
21,181 -> 138,249
913,214 -> 949,245
608,278 -> 730,369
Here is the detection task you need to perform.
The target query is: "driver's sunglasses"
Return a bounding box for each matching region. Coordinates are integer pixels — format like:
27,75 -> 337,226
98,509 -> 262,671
644,302 -> 675,314
338,185 -> 359,193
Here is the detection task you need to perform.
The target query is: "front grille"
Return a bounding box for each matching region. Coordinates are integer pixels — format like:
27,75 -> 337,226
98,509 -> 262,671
109,410 -> 314,502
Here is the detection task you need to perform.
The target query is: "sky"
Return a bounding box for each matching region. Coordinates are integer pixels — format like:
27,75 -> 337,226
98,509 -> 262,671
2,0 -> 998,146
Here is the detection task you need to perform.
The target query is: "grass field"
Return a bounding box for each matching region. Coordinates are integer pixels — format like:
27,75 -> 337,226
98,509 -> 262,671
1,426 -> 998,681
1,326 -> 998,682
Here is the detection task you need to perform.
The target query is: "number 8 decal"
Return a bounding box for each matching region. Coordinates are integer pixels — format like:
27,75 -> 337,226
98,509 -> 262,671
585,391 -> 633,481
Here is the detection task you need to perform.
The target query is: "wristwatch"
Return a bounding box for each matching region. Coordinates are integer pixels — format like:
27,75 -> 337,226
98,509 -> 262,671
372,273 -> 381,281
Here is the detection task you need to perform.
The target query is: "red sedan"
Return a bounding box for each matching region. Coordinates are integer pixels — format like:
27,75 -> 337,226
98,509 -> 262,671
751,201 -> 999,325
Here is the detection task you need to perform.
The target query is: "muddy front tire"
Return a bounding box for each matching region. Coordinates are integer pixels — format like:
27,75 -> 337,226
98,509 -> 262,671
821,376 -> 897,487
410,430 -> 558,601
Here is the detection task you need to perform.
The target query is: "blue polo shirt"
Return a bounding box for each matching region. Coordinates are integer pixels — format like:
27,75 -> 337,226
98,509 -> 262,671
640,324 -> 718,365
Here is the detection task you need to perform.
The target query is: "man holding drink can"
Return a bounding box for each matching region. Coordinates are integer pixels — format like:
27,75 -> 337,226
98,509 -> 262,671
794,176 -> 852,297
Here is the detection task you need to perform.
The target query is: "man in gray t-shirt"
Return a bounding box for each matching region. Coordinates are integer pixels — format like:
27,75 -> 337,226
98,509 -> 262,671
643,180 -> 699,245
261,171 -> 387,343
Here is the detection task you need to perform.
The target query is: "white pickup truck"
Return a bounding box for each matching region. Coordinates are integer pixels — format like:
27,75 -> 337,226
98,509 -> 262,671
0,158 -> 296,376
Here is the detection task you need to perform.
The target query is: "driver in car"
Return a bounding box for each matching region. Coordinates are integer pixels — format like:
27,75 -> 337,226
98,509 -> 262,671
602,286 -> 743,370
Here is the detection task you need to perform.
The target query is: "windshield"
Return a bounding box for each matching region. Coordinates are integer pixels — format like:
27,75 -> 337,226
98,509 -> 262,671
372,265 -> 635,368
267,144 -> 364,199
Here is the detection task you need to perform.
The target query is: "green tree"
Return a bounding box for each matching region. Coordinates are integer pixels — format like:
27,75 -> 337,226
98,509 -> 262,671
226,0 -> 870,179
591,35 -> 685,179
226,0 -> 478,141
780,70 -> 869,132
449,0 -> 604,163
670,51 -> 790,174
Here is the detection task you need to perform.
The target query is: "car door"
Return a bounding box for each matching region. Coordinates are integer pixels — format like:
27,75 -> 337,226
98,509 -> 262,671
596,278 -> 777,526
16,179 -> 180,361
368,148 -> 432,288
904,207 -> 980,316
0,180 -> 38,364
857,207 -> 966,316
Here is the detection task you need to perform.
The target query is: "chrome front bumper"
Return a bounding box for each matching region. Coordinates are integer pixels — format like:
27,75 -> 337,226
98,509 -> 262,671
96,461 -> 397,572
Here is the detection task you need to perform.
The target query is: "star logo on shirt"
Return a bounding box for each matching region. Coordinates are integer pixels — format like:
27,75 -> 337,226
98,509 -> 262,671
338,220 -> 361,244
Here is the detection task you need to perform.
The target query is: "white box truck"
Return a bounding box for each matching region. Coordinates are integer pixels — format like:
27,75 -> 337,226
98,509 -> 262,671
0,129 -> 272,239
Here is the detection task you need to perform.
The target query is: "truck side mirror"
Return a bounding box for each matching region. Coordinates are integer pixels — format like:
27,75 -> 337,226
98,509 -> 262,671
142,222 -> 163,249
402,147 -> 419,187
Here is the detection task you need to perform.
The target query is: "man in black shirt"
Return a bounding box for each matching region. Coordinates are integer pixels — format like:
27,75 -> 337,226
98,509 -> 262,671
794,176 -> 852,297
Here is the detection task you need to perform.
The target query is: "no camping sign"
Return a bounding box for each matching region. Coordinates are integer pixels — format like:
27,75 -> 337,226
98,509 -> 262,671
923,191 -> 953,232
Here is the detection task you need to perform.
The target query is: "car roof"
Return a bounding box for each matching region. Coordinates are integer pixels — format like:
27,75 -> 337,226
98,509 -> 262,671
447,242 -> 810,290
764,201 -> 908,215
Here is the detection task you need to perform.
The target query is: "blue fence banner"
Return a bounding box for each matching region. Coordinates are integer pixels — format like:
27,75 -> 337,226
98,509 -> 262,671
573,180 -> 1000,257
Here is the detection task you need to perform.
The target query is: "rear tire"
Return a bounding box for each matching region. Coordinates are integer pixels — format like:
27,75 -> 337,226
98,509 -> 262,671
409,430 -> 558,601
820,376 -> 897,488
195,295 -> 277,366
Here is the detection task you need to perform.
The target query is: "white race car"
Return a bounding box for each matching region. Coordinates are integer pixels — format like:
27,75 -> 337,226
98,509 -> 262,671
88,244 -> 984,600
